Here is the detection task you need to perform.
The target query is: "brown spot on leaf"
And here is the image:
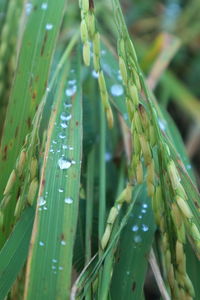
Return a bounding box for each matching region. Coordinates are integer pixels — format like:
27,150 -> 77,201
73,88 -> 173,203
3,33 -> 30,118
3,145 -> 8,160
41,32 -> 48,56
32,90 -> 37,99
132,282 -> 136,292
60,233 -> 65,240
76,121 -> 79,126
27,117 -> 31,129
89,0 -> 94,9
15,126 -> 19,138
42,179 -> 46,187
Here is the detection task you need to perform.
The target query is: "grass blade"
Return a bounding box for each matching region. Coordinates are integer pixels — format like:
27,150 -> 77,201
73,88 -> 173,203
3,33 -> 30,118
24,48 -> 82,300
0,206 -> 34,300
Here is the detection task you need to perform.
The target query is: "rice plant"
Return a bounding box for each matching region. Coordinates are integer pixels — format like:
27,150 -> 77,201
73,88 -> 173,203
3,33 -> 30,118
0,0 -> 200,299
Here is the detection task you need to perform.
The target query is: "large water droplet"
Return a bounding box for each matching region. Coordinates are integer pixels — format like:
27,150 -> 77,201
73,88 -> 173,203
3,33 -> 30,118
60,113 -> 72,121
39,241 -> 45,246
132,225 -> 139,232
142,224 -> 149,232
92,70 -> 99,78
39,197 -> 46,207
45,23 -> 53,30
110,84 -> 124,96
25,3 -> 33,15
65,86 -> 77,97
142,203 -> 148,208
64,197 -> 73,204
61,240 -> 66,246
41,2 -> 48,10
58,157 -> 72,169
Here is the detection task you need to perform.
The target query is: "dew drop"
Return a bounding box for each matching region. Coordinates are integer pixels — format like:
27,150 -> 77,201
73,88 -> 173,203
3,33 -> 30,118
25,3 -> 33,15
65,86 -> 77,97
58,157 -> 72,170
52,265 -> 56,270
62,145 -> 68,150
52,259 -> 57,263
142,203 -> 148,208
123,113 -> 128,120
45,23 -> 53,30
158,119 -> 167,131
39,196 -> 46,207
61,240 -> 66,246
111,84 -> 124,97
59,266 -> 64,270
59,133 -> 66,139
141,209 -> 147,214
105,152 -> 112,162
60,122 -> 68,129
187,164 -> 192,170
69,146 -> 74,150
41,2 -> 48,10
68,79 -> 76,85
117,70 -> 122,81
126,271 -> 130,275
132,225 -> 139,232
39,241 -> 45,246
43,206 -> 48,210
138,215 -> 142,219
46,87 -> 50,92
52,140 -> 57,144
64,197 -> 73,204
142,224 -> 149,232
58,188 -> 64,193
92,70 -> 99,78
101,50 -> 106,55
134,235 -> 142,243
64,103 -> 72,108
60,112 -> 72,121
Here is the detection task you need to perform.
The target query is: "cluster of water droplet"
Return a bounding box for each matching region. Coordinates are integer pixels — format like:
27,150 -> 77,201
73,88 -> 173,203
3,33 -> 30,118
131,203 -> 149,245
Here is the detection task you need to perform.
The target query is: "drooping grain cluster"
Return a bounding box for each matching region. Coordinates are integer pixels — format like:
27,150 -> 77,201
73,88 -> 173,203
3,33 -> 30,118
79,0 -> 113,128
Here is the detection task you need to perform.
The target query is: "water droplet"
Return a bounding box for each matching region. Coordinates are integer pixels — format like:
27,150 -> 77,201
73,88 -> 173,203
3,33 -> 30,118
141,209 -> 147,214
126,271 -> 130,275
25,3 -> 33,15
117,70 -> 122,81
59,266 -> 64,270
52,265 -> 56,270
41,2 -> 48,10
61,122 -> 68,129
39,241 -> 45,246
64,103 -> 72,108
123,113 -> 128,120
58,188 -> 64,193
68,79 -> 76,85
69,146 -> 74,150
59,133 -> 66,139
58,157 -> 72,170
187,164 -> 192,170
111,84 -> 124,97
62,145 -> 68,150
43,206 -> 48,210
61,240 -> 66,246
142,224 -> 149,232
45,23 -> 53,30
52,259 -> 57,263
57,150 -> 61,153
158,119 -> 167,131
134,235 -> 142,243
105,152 -> 112,162
132,225 -> 139,232
46,87 -> 50,92
64,197 -> 73,204
65,86 -> 77,97
39,196 -> 46,207
60,112 -> 72,121
92,70 -> 99,78
138,215 -> 142,219
49,148 -> 54,153
52,140 -> 57,144
101,50 -> 106,55
142,203 -> 148,208
71,160 -> 76,165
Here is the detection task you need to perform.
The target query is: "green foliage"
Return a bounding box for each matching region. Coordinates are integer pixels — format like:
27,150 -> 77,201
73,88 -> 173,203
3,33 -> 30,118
0,0 -> 200,299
